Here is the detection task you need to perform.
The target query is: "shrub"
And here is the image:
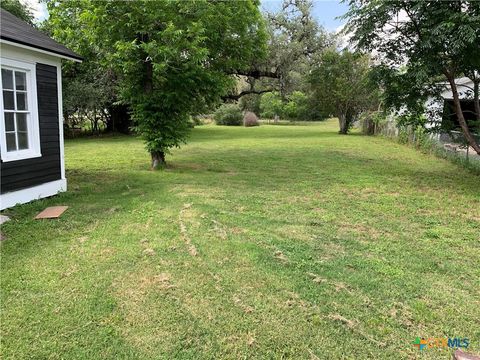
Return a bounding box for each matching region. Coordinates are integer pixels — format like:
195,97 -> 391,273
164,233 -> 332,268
283,91 -> 310,120
213,104 -> 243,126
260,92 -> 283,119
243,111 -> 259,127
239,93 -> 261,115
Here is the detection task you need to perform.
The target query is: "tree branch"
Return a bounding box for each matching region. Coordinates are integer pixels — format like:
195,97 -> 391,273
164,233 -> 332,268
230,68 -> 279,79
223,88 -> 274,101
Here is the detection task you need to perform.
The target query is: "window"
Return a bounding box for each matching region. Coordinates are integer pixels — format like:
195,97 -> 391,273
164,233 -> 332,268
0,58 -> 40,162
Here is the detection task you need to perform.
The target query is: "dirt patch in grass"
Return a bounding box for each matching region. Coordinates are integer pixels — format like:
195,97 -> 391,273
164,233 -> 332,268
179,203 -> 199,256
307,272 -> 328,284
315,241 -> 346,261
233,295 -> 254,314
337,222 -> 385,241
328,313 -> 358,329
211,219 -> 228,240
274,250 -> 289,262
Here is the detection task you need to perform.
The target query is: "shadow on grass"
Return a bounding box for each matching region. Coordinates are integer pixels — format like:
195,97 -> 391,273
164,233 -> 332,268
0,168 -> 172,255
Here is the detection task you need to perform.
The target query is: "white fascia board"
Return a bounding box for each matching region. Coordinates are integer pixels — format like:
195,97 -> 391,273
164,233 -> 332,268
0,39 -> 82,63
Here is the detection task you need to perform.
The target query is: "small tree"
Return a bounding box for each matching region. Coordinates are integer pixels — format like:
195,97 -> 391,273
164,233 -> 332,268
283,91 -> 310,120
309,50 -> 378,134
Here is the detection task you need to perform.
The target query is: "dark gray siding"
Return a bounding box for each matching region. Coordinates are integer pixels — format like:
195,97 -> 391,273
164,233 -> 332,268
0,63 -> 61,194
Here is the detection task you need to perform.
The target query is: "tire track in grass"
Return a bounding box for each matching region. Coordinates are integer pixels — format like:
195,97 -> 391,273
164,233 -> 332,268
179,203 -> 198,257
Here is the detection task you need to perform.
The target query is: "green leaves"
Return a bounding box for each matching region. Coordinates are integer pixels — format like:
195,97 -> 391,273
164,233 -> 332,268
308,50 -> 379,132
47,0 -> 267,160
260,92 -> 283,119
1,0 -> 34,25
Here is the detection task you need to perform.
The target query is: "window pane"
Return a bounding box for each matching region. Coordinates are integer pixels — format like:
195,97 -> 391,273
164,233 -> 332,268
1,69 -> 13,89
5,113 -> 15,131
3,90 -> 14,110
15,71 -> 27,91
6,132 -> 16,151
16,92 -> 27,110
16,113 -> 27,131
18,132 -> 29,150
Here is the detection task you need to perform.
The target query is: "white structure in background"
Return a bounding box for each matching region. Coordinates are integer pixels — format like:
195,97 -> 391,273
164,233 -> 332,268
376,77 -> 478,147
425,77 -> 477,142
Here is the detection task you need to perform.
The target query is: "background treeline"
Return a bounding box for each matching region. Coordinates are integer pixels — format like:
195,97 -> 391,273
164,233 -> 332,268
40,0 -> 371,134
1,0 -> 379,139
2,0 -> 478,164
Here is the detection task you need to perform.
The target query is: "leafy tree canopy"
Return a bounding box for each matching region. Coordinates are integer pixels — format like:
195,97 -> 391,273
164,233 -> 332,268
231,0 -> 333,104
260,92 -> 283,119
47,0 -> 267,167
344,0 -> 480,153
309,50 -> 379,134
1,0 -> 35,25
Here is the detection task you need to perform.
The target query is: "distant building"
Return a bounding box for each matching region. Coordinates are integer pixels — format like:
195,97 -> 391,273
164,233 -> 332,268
426,77 -> 479,143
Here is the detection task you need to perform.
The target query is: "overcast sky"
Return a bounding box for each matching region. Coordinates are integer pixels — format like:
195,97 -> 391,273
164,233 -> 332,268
24,0 -> 348,32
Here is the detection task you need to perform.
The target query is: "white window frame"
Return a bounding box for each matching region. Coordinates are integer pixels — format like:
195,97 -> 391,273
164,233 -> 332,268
0,58 -> 41,162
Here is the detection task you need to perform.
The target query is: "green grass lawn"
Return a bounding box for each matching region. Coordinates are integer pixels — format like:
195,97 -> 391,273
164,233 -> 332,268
1,120 -> 479,359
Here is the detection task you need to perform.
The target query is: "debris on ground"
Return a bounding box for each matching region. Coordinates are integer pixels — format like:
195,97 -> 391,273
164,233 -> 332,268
35,206 -> 68,219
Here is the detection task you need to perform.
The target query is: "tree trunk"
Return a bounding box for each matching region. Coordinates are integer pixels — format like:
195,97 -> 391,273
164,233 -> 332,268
338,114 -> 348,134
151,151 -> 166,169
473,79 -> 480,123
445,73 -> 480,155
142,42 -> 165,170
92,107 -> 98,134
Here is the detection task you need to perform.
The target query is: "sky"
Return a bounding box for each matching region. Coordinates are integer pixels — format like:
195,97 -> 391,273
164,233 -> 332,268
261,0 -> 349,32
22,0 -> 47,21
24,0 -> 349,32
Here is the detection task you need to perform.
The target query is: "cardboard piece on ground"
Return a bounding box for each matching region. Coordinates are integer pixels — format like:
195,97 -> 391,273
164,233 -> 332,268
35,206 -> 68,219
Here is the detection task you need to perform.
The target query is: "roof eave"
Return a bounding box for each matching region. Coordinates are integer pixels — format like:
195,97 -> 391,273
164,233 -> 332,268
0,38 -> 83,63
